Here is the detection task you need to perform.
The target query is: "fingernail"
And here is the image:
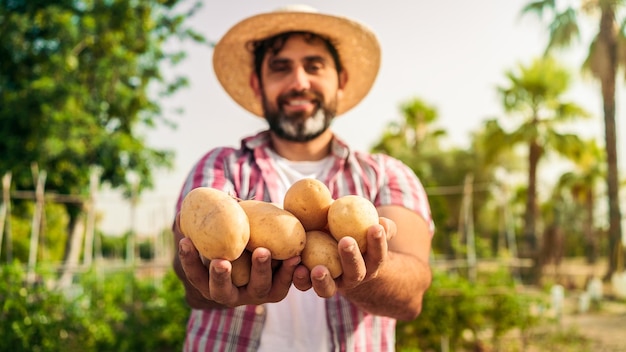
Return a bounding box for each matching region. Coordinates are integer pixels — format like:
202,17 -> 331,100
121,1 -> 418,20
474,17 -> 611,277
213,265 -> 227,274
314,272 -> 327,281
287,256 -> 301,266
179,241 -> 189,256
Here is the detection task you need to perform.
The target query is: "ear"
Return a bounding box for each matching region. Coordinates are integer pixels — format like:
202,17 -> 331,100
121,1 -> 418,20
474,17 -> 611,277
337,70 -> 348,99
250,72 -> 262,98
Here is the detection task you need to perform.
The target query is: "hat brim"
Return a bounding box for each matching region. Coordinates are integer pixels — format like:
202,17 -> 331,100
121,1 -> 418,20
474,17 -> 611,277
212,10 -> 381,117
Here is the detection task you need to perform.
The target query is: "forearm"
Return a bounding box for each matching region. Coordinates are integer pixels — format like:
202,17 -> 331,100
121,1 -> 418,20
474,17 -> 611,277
341,251 -> 432,321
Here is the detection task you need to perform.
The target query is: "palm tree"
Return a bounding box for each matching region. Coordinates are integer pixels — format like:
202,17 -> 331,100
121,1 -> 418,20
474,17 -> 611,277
554,139 -> 605,264
521,0 -> 626,279
483,56 -> 591,282
371,98 -> 446,179
371,98 -> 473,259
471,120 -> 527,259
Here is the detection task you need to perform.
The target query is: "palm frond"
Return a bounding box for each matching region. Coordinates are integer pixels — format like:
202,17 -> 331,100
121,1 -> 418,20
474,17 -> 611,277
547,8 -> 581,52
520,0 -> 556,19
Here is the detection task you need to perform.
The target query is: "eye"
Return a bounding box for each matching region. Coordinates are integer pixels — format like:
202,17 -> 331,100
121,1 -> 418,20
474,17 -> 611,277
304,58 -> 327,74
305,62 -> 323,73
268,60 -> 290,73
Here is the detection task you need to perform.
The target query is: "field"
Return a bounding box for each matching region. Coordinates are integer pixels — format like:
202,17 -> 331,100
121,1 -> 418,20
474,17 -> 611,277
500,259 -> 626,352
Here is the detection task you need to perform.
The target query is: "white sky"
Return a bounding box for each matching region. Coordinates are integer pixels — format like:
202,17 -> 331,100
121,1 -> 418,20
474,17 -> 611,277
96,0 -> 624,236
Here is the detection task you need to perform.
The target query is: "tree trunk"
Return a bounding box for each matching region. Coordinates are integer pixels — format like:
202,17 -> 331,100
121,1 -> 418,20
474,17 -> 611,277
584,190 -> 598,264
58,213 -> 85,288
598,6 -> 624,280
62,203 -> 83,262
523,140 -> 542,283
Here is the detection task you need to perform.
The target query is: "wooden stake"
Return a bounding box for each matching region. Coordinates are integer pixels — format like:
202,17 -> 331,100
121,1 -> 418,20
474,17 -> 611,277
83,168 -> 100,267
0,172 -> 12,261
27,164 -> 47,284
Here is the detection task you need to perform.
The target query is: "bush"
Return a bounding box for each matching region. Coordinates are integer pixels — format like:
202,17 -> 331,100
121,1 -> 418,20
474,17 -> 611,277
0,262 -> 189,351
0,262 -> 94,351
78,268 -> 189,351
1,261 -> 545,351
396,268 -> 544,351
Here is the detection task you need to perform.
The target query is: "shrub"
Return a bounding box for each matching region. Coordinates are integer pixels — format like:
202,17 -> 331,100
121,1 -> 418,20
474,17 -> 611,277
396,268 -> 544,351
0,262 -> 189,351
0,262 -> 94,351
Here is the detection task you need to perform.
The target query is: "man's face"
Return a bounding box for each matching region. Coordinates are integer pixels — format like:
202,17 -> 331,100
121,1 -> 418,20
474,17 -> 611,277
256,34 -> 343,142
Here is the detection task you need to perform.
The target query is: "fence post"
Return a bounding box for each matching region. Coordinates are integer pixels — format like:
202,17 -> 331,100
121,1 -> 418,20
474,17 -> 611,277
1,172 -> 12,262
460,173 -> 477,283
126,174 -> 140,267
83,167 -> 100,267
27,164 -> 47,284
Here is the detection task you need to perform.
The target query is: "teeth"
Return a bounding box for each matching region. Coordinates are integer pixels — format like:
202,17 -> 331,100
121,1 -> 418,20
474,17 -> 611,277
287,99 -> 310,106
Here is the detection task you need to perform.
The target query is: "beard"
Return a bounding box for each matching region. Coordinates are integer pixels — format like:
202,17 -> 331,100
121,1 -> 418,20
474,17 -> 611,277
262,89 -> 337,142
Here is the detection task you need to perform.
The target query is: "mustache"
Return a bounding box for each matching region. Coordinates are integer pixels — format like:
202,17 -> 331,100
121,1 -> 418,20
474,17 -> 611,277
278,90 -> 323,102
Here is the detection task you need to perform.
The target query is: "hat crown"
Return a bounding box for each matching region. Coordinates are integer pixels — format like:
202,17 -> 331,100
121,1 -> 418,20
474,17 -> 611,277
275,4 -> 318,13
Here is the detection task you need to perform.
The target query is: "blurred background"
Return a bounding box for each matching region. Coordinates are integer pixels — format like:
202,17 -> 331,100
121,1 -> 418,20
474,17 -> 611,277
1,0 -> 625,351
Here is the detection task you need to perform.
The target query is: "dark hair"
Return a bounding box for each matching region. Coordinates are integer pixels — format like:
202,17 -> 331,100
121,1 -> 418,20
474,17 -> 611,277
248,31 -> 342,81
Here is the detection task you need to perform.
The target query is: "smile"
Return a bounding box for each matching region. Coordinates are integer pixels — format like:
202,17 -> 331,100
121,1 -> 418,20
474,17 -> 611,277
286,99 -> 313,106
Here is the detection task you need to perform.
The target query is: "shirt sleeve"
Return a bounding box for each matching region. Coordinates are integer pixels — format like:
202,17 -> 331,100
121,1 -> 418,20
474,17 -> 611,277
375,154 -> 435,236
174,147 -> 237,213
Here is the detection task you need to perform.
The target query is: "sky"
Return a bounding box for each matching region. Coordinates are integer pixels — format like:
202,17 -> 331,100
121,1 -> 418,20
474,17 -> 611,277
96,0 -> 624,236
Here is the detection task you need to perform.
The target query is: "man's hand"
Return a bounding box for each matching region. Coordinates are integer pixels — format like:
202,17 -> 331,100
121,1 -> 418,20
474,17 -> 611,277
175,213 -> 300,308
292,217 -> 396,297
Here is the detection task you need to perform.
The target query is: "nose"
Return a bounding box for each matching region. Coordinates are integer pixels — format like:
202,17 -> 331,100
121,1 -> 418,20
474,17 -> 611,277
288,66 -> 311,91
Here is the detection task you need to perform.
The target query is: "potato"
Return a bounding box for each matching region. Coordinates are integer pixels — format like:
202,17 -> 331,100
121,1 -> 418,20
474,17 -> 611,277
179,187 -> 250,261
283,178 -> 333,231
327,195 -> 379,253
239,199 -> 306,260
230,250 -> 252,287
302,230 -> 343,279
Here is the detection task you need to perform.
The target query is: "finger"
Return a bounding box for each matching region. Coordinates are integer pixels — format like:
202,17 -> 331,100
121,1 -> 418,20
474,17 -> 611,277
310,265 -> 336,298
178,237 -> 210,297
208,259 -> 237,305
267,256 -> 301,301
378,217 -> 396,241
337,236 -> 366,289
364,225 -> 387,280
245,248 -> 274,299
292,264 -> 313,291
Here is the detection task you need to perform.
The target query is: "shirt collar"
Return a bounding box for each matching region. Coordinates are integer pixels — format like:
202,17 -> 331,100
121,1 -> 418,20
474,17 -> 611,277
242,130 -> 351,160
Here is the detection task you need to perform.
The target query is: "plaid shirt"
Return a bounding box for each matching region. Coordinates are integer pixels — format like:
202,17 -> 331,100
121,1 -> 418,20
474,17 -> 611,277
176,130 -> 433,352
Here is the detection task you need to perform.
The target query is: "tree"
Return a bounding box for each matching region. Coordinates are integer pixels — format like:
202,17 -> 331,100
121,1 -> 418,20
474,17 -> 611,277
554,139 -> 605,263
483,56 -> 591,282
470,124 -> 526,257
0,1 -> 205,262
521,0 -> 626,279
371,98 -> 447,180
371,98 -> 496,260
371,98 -> 456,256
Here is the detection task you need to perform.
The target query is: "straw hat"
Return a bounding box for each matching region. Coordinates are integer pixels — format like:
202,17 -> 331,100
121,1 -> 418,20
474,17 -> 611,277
212,5 -> 381,117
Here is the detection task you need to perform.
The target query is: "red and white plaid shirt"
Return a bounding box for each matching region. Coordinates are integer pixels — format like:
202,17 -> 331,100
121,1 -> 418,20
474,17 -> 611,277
175,130 -> 433,351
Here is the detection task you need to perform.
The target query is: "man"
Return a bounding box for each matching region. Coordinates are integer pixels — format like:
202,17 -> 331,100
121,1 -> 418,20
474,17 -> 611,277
173,5 -> 434,351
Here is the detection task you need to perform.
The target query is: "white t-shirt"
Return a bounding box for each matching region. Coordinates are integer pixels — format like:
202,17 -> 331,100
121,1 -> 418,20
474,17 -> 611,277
257,150 -> 334,352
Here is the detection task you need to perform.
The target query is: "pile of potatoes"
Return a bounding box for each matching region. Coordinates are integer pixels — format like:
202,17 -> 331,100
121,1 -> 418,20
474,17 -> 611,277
179,178 -> 379,286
